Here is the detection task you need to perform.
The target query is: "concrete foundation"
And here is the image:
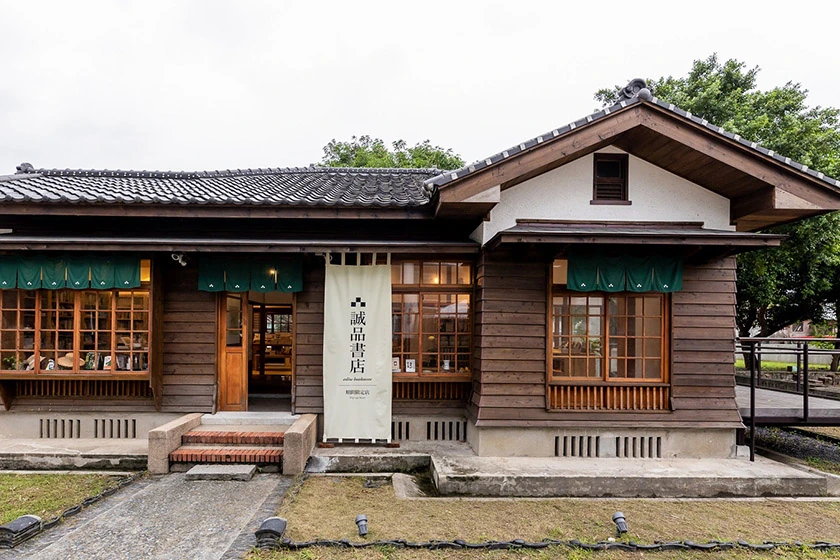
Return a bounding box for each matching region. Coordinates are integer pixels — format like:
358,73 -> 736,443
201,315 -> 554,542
467,423 -> 738,459
432,455 -> 828,498
0,411 -> 182,440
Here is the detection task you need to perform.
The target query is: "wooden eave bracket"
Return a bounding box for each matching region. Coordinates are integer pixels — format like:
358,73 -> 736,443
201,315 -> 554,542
731,186 -> 840,230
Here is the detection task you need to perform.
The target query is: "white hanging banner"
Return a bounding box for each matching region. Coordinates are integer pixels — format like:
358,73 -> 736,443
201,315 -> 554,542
322,261 -> 392,441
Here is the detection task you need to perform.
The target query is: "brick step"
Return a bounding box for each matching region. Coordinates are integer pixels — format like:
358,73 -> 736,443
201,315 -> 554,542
170,445 -> 283,465
182,430 -> 285,445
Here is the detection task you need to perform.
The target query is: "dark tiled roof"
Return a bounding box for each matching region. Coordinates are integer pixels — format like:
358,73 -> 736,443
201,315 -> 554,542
0,166 -> 438,207
425,87 -> 840,192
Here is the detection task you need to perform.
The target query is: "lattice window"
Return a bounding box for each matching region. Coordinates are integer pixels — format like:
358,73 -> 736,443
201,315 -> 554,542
391,261 -> 472,376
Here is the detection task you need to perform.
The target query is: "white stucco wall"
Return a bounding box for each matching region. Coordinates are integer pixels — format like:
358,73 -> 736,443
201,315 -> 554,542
471,146 -> 734,245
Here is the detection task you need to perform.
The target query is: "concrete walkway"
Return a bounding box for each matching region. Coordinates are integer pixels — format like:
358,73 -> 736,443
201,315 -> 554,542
1,473 -> 290,560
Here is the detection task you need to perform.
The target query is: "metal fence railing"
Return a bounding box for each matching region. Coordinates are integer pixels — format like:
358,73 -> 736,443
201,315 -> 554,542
736,337 -> 840,461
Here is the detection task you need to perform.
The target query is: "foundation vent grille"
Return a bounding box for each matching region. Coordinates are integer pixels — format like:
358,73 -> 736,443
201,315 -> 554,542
616,436 -> 662,458
426,420 -> 467,442
94,418 -> 138,439
555,435 -> 600,457
39,418 -> 81,439
391,420 -> 411,441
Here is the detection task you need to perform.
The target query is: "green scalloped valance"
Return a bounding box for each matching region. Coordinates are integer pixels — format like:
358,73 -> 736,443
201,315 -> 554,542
0,254 -> 141,290
198,256 -> 303,293
567,253 -> 682,293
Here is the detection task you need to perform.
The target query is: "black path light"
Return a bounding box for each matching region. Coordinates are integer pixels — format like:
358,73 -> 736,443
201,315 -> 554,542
255,517 -> 288,548
356,514 -> 368,537
612,512 -> 628,537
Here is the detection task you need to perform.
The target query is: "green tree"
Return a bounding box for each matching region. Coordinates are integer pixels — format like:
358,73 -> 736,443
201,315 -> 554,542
320,135 -> 464,170
597,55 -> 840,345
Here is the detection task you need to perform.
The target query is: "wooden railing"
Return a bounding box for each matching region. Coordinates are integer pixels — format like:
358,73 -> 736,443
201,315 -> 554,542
548,383 -> 670,411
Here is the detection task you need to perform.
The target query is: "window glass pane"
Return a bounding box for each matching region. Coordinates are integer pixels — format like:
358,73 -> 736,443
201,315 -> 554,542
2,291 -> 16,308
645,359 -> 661,379
609,316 -> 625,336
608,296 -> 625,316
422,262 -> 439,285
644,296 -> 661,316
402,262 -> 418,285
457,263 -> 471,285
391,264 -> 401,285
440,263 -> 457,285
626,358 -> 644,379
140,259 -> 151,283
644,317 -> 661,336
644,337 -> 661,357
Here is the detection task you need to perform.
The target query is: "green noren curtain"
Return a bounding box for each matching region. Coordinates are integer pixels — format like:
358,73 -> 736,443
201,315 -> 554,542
567,253 -> 599,291
224,264 -> 250,293
66,255 -> 91,289
198,256 -> 303,293
276,258 -> 303,292
0,254 -> 140,290
653,255 -> 683,292
596,255 -> 626,292
114,255 -> 141,289
567,253 -> 682,293
90,258 -> 117,289
0,255 -> 19,289
41,258 -> 67,289
17,257 -> 43,289
250,262 -> 276,293
625,255 -> 654,292
198,258 -> 225,292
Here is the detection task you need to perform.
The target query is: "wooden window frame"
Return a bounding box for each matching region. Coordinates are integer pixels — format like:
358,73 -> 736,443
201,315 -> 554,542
391,260 -> 472,382
546,261 -> 671,412
549,290 -> 669,384
591,153 -> 630,205
0,270 -> 153,381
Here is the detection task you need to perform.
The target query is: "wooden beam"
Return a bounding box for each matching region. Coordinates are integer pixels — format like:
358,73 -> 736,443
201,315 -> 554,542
640,107 -> 840,211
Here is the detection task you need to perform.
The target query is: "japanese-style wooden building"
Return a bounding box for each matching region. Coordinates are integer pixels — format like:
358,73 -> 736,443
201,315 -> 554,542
1,80 -> 839,458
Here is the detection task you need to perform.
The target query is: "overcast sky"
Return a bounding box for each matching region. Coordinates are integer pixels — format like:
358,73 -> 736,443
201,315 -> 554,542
1,1 -> 838,174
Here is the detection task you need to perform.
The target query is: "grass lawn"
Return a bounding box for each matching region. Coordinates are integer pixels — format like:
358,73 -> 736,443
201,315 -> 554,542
734,359 -> 830,372
0,473 -> 119,524
249,476 -> 840,560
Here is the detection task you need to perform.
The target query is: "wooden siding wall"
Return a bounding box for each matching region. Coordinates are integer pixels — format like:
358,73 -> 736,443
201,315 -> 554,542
471,252 -> 741,428
294,259 -> 325,414
160,260 -> 217,413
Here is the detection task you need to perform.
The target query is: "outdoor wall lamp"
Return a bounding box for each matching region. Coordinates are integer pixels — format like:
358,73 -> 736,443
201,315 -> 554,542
612,512 -> 628,536
355,514 -> 368,537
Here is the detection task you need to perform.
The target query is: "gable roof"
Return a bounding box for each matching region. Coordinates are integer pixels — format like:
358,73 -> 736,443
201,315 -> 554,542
426,96 -> 840,192
0,166 -> 437,209
427,80 -> 840,231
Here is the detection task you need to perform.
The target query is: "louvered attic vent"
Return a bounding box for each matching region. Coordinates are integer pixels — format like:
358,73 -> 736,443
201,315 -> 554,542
592,153 -> 629,202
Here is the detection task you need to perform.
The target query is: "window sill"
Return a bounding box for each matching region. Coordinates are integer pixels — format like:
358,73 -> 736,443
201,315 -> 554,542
589,199 -> 632,205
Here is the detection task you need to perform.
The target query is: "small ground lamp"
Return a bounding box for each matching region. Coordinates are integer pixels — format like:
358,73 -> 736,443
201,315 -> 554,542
355,514 -> 368,537
612,512 -> 628,537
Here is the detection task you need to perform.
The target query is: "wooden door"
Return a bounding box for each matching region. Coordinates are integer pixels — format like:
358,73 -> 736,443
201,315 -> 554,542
218,293 -> 248,411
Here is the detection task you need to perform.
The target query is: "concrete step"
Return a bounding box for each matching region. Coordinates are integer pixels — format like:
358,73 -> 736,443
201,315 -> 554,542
170,445 -> 283,465
200,412 -> 297,426
182,430 -> 284,445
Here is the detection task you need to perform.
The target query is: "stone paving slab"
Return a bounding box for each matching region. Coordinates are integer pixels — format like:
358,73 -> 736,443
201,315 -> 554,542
185,464 -> 256,481
1,473 -> 289,560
